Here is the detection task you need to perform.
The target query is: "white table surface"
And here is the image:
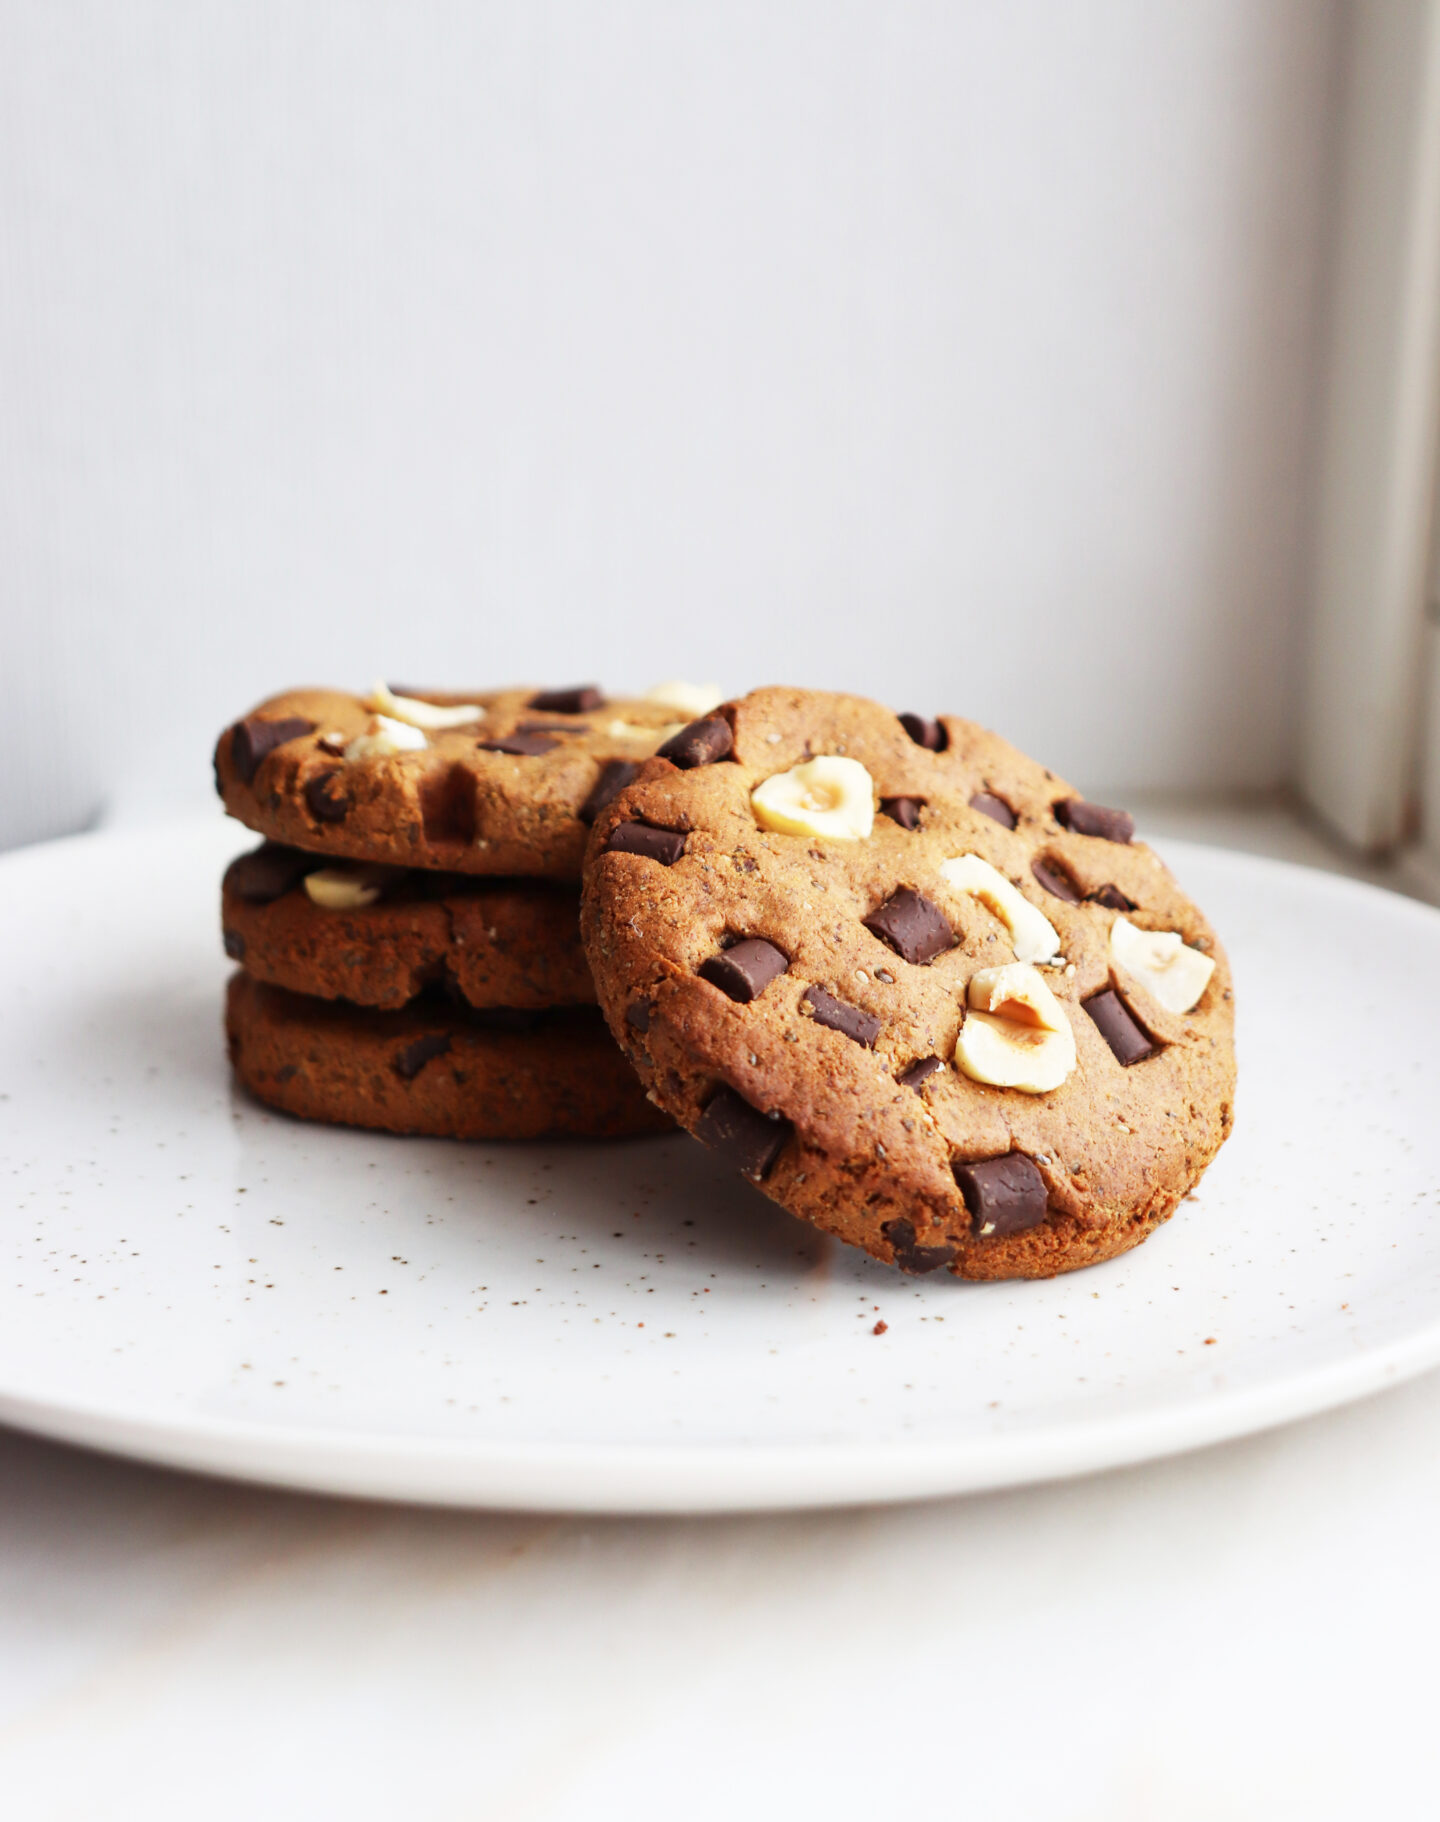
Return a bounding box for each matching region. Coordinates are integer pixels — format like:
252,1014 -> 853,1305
2,797 -> 1435,1820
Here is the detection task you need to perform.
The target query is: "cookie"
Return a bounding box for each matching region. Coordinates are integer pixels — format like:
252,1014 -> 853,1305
214,682 -> 722,881
225,973 -> 671,1141
222,843 -> 594,1012
580,686 -> 1235,1280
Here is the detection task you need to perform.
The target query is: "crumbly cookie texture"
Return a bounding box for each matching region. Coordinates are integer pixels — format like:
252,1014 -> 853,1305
580,686 -> 1235,1281
225,974 -> 670,1141
222,843 -> 594,1012
213,685 -> 692,881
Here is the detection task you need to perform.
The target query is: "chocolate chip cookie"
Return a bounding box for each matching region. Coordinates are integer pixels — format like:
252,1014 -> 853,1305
226,974 -> 670,1141
580,687 -> 1235,1280
214,684 -> 713,881
222,843 -> 593,1012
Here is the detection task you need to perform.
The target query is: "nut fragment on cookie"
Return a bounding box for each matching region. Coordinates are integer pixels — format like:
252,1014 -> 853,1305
953,962 -> 1076,1093
939,855 -> 1060,964
303,864 -> 396,911
646,681 -> 724,717
605,718 -> 687,748
366,682 -> 485,730
344,714 -> 428,762
1110,917 -> 1214,1013
751,756 -> 875,840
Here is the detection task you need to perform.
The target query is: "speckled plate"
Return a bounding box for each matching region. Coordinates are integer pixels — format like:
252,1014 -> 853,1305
0,816 -> 1437,1512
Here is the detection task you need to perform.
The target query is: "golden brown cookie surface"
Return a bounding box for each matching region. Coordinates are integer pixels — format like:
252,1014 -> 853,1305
226,973 -> 671,1141
213,685 -> 695,881
580,687 -> 1235,1280
222,843 -> 593,1011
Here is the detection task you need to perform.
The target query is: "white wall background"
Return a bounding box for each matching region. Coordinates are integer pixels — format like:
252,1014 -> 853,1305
0,0 -> 1340,849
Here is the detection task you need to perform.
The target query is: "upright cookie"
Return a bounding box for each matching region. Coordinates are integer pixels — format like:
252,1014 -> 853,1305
222,844 -> 594,1011
214,682 -> 722,881
580,687 -> 1235,1280
226,975 -> 670,1141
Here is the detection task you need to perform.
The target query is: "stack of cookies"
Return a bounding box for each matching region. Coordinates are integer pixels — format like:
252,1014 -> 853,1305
214,681 -> 721,1142
215,681 -> 1237,1280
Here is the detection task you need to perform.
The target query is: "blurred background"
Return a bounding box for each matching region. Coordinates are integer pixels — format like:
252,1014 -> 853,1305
0,1 -> 1352,852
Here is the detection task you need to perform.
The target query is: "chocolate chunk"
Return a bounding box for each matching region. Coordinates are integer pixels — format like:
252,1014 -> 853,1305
224,843 -> 320,903
898,712 -> 947,752
1088,884 -> 1136,912
223,929 -> 246,960
694,1086 -> 791,1180
803,984 -> 880,1047
879,796 -> 923,830
625,998 -> 654,1034
516,720 -> 588,736
1031,858 -> 1081,903
580,759 -> 641,825
393,1031 -> 452,1080
478,733 -> 560,757
657,715 -> 733,769
881,1217 -> 956,1274
969,790 -> 1017,830
604,822 -> 687,865
419,763 -> 477,842
304,770 -> 351,823
953,1154 -> 1049,1239
529,686 -> 604,714
898,1055 -> 944,1092
699,937 -> 789,1003
1083,988 -> 1155,1065
1055,798 -> 1134,843
229,715 -> 317,786
862,887 -> 955,965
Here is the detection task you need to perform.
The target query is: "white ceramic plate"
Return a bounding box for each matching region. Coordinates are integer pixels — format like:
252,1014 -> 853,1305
0,816 -> 1436,1512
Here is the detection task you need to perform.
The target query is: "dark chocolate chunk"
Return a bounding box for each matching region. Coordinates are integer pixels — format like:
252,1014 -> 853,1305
1088,884 -> 1136,912
393,1031 -> 452,1080
1031,858 -> 1081,903
529,686 -> 604,714
699,937 -> 789,1003
419,763 -> 477,842
881,1217 -> 956,1274
304,770 -> 351,823
625,998 -> 654,1034
1055,798 -> 1135,844
1083,988 -> 1155,1065
229,715 -> 317,786
898,1055 -> 944,1092
224,843 -> 320,904
879,796 -> 923,830
802,984 -> 880,1047
953,1153 -> 1049,1239
478,732 -> 560,757
657,715 -> 733,769
604,822 -> 687,865
580,759 -> 641,825
863,887 -> 955,965
969,791 -> 1017,830
516,720 -> 588,736
223,928 -> 246,960
694,1086 -> 791,1180
898,712 -> 947,752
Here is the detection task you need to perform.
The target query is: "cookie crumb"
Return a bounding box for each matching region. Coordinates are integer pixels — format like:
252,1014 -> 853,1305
872,1319 -> 888,1335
